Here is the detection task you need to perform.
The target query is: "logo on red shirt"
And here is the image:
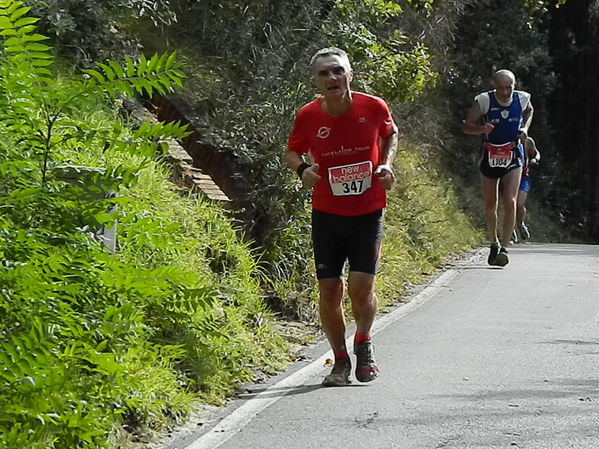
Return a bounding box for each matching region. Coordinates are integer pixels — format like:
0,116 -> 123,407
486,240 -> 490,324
316,126 -> 331,139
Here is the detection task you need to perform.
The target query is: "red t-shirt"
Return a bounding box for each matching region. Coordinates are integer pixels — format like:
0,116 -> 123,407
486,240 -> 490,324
287,92 -> 394,216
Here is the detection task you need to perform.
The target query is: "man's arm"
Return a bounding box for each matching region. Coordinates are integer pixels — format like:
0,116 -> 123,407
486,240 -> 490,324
284,149 -> 321,190
376,124 -> 398,190
525,136 -> 540,165
519,102 -> 534,140
463,100 -> 494,135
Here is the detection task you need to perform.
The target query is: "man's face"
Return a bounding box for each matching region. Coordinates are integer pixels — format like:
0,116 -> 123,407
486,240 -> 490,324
313,54 -> 353,99
493,76 -> 515,103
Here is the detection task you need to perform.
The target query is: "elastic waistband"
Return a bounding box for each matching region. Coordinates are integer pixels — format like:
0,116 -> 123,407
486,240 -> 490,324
483,141 -> 516,151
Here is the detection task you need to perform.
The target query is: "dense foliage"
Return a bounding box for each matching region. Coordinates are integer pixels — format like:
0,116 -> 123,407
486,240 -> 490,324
548,0 -> 599,240
127,0 -> 443,313
0,2 -> 287,447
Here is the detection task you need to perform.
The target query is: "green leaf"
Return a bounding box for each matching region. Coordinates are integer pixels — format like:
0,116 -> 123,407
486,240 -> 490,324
147,53 -> 160,72
108,60 -> 124,79
9,6 -> 31,22
24,42 -> 51,52
29,58 -> 52,66
137,54 -> 148,76
2,36 -> 20,46
83,69 -> 105,83
165,51 -> 177,69
20,34 -> 48,42
13,17 -> 37,27
97,62 -> 115,81
124,56 -> 135,77
16,24 -> 36,35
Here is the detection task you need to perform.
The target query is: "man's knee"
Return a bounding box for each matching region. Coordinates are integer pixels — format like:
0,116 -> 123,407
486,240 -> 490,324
504,197 -> 518,209
347,273 -> 375,301
319,278 -> 343,303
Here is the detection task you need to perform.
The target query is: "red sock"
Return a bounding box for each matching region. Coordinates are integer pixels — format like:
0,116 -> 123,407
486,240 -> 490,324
334,350 -> 349,361
354,332 -> 371,345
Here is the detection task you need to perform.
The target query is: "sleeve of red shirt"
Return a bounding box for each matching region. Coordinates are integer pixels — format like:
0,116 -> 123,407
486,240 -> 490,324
376,97 -> 394,138
287,107 -> 309,155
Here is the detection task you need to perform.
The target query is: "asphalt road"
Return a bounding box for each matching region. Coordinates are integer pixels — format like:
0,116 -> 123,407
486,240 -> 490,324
162,243 -> 599,449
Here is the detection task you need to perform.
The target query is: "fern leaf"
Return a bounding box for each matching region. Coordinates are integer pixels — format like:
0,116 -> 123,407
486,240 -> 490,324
83,69 -> 105,83
2,36 -> 20,46
16,24 -> 36,35
29,58 -> 52,67
13,16 -> 36,27
9,6 -> 30,22
97,62 -> 115,81
136,54 -> 148,76
24,42 -> 50,52
124,56 -> 135,77
20,33 -> 47,42
108,60 -> 124,79
165,51 -> 177,69
147,53 -> 160,73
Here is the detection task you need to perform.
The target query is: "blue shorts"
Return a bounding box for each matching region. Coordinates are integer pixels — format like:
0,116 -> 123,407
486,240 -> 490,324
519,174 -> 531,193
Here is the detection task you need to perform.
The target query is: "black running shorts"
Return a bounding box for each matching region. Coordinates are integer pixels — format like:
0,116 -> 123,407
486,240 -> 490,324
311,208 -> 384,280
479,143 -> 524,179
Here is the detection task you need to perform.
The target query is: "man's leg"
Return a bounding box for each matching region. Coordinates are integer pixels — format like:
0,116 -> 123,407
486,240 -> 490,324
516,189 -> 531,240
480,174 -> 500,243
481,174 -> 511,265
348,271 -> 379,382
319,277 -> 353,386
318,277 -> 347,356
348,271 -> 377,336
500,167 -> 522,248
516,190 -> 527,227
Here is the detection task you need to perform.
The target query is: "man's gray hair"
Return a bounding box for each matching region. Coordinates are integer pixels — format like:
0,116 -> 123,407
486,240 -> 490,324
493,69 -> 516,84
310,47 -> 352,72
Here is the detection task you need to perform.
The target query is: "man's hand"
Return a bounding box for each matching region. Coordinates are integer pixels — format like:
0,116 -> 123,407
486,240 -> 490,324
301,163 -> 321,190
375,164 -> 395,190
481,123 -> 494,134
518,128 -> 528,141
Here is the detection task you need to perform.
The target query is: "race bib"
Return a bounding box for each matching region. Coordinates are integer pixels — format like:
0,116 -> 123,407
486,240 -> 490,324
485,142 -> 514,168
328,161 -> 373,196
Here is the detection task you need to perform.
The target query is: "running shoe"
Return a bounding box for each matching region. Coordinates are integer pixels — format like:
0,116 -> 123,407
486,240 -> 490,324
322,358 -> 352,387
354,341 -> 380,383
519,223 -> 530,240
494,247 -> 509,266
511,229 -> 519,244
487,241 -> 500,265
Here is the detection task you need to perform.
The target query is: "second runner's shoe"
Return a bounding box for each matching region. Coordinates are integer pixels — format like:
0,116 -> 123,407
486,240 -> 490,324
519,223 -> 531,240
354,341 -> 380,383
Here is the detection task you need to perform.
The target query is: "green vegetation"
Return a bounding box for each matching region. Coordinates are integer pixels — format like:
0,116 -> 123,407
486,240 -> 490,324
0,2 -> 287,448
378,147 -> 481,303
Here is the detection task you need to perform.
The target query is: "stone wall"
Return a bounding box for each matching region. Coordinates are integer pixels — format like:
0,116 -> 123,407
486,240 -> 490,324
125,98 -> 234,203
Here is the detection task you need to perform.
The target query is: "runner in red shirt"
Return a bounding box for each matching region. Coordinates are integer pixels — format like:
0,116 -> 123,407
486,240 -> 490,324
285,47 -> 398,386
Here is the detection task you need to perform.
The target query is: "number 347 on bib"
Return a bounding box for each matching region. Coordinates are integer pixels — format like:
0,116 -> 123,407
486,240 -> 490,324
328,161 -> 373,196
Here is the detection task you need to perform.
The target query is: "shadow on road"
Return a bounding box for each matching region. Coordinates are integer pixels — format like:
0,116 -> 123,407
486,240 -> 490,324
237,383 -> 325,400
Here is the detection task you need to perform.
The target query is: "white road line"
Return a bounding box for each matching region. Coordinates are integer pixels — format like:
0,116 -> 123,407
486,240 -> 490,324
185,268 -> 460,449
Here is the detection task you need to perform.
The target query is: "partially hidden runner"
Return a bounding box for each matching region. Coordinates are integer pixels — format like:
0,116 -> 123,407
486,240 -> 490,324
285,47 -> 398,386
514,135 -> 541,242
463,69 -> 533,266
